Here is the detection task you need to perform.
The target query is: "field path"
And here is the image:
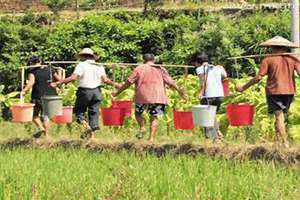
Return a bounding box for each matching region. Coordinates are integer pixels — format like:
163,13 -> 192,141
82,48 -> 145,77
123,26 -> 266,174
0,137 -> 299,165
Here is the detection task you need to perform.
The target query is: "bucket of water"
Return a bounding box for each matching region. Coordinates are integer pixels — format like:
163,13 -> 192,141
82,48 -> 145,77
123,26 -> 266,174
192,105 -> 217,127
173,111 -> 194,130
226,104 -> 255,126
222,79 -> 230,96
53,106 -> 73,124
41,95 -> 63,119
11,103 -> 35,122
111,100 -> 132,117
101,107 -> 126,126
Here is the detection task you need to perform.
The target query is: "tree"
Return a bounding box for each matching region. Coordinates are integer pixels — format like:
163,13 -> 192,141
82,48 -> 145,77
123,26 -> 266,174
42,0 -> 70,16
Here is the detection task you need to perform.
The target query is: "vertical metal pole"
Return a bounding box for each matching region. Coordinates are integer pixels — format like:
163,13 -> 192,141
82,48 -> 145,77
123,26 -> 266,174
291,0 -> 300,51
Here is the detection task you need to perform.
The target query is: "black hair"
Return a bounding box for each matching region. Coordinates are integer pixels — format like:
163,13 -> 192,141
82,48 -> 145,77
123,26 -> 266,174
191,52 -> 209,64
143,53 -> 155,63
27,56 -> 41,65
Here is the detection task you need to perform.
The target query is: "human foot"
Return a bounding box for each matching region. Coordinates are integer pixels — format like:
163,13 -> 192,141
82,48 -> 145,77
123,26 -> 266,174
80,129 -> 93,140
33,130 -> 45,139
136,128 -> 146,139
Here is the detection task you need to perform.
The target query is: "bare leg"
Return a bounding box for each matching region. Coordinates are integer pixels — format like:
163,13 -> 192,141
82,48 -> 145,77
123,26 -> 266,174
274,111 -> 288,145
135,113 -> 146,139
135,113 -> 146,131
149,116 -> 158,142
43,117 -> 50,137
33,117 -> 45,131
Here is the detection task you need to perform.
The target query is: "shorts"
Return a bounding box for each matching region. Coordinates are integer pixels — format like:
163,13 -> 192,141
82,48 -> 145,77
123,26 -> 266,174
31,98 -> 49,121
266,95 -> 294,114
200,97 -> 223,112
135,104 -> 166,117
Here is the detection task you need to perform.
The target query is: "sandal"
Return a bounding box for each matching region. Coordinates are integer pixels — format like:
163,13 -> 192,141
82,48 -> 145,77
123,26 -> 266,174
33,130 -> 45,139
80,129 -> 93,140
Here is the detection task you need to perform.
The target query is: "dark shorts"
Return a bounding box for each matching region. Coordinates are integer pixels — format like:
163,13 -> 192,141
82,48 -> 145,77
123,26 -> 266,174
200,97 -> 223,112
267,95 -> 294,114
31,98 -> 43,117
135,104 -> 166,117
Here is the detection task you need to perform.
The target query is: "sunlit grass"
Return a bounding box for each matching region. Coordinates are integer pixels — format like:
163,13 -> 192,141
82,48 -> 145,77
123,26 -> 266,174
0,148 -> 298,199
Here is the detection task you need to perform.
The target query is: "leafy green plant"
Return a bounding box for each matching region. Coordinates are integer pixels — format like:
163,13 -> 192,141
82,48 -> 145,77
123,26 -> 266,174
58,83 -> 77,106
0,85 -> 19,119
42,0 -> 70,16
0,85 -> 19,107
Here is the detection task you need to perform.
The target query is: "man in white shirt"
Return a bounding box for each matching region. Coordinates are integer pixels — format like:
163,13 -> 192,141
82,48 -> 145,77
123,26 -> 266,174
51,48 -> 120,139
192,52 -> 227,143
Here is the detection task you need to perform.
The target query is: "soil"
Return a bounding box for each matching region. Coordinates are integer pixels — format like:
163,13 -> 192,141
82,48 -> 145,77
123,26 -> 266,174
0,138 -> 299,165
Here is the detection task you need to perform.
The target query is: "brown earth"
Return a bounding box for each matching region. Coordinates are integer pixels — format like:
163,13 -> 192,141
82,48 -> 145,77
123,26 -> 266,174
0,137 -> 299,165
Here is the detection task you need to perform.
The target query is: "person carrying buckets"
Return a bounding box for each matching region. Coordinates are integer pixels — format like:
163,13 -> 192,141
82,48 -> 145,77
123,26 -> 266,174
112,53 -> 186,142
21,56 -> 61,138
236,36 -> 300,147
51,48 -> 121,139
191,52 -> 227,143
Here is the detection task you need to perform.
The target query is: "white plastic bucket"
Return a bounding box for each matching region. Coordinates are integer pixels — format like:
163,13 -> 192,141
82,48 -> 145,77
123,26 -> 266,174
192,105 -> 217,127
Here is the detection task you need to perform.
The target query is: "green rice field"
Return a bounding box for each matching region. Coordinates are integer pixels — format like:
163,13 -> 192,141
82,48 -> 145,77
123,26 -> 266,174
0,148 -> 298,200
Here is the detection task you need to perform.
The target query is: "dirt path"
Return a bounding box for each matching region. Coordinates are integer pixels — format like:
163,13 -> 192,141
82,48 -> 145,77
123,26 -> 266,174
0,138 -> 299,165
0,138 -> 300,165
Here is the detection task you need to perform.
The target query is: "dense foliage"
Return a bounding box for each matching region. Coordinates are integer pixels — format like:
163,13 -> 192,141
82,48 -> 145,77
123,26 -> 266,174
0,10 -> 292,91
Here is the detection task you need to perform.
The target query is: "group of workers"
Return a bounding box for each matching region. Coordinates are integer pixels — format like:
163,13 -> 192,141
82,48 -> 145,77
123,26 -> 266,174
21,36 -> 300,146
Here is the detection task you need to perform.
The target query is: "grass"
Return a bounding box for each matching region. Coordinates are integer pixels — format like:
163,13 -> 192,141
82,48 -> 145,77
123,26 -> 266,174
0,148 -> 298,199
0,121 -> 205,144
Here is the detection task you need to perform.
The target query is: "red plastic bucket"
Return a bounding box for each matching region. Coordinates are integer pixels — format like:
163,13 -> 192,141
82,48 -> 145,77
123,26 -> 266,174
173,111 -> 194,130
111,100 -> 132,117
222,79 -> 230,97
53,106 -> 73,124
101,107 -> 126,126
226,104 -> 255,126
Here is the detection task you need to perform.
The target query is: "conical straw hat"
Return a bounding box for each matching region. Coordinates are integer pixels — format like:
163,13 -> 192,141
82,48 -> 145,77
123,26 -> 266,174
260,36 -> 299,48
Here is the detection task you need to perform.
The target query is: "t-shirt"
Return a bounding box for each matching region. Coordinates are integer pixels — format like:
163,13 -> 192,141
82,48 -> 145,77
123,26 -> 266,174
196,64 -> 226,98
258,56 -> 300,95
28,66 -> 57,99
127,64 -> 176,104
73,60 -> 106,89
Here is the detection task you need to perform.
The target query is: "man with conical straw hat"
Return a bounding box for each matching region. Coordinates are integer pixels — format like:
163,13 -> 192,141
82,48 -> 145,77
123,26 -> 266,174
236,36 -> 300,147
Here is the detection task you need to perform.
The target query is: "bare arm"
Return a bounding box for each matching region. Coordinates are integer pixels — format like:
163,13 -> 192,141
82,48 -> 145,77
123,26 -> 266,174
22,74 -> 35,93
52,74 -> 78,87
112,81 -> 132,97
295,64 -> 300,76
198,74 -> 205,98
53,72 -> 62,81
101,75 -> 121,88
236,74 -> 263,92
